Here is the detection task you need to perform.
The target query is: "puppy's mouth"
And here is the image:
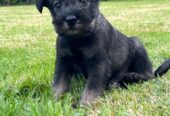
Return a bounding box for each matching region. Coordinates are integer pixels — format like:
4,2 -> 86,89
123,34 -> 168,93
65,29 -> 83,36
55,20 -> 95,38
61,23 -> 91,37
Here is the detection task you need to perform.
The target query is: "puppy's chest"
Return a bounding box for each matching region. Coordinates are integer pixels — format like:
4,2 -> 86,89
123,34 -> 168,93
70,47 -> 95,63
69,48 -> 93,73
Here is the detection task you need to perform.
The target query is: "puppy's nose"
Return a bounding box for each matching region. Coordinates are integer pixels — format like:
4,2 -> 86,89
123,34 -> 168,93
65,15 -> 77,27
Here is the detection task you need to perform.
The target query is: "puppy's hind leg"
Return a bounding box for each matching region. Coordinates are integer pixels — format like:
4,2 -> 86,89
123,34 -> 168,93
118,72 -> 153,87
119,39 -> 154,86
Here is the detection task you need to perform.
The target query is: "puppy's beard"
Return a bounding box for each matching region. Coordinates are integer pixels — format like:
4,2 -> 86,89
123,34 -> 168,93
65,30 -> 82,35
58,23 -> 92,37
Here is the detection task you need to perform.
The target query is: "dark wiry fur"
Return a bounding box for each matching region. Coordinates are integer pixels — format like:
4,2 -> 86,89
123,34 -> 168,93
36,0 -> 170,105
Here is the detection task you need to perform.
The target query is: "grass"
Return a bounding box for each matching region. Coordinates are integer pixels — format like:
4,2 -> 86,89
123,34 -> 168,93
0,0 -> 170,115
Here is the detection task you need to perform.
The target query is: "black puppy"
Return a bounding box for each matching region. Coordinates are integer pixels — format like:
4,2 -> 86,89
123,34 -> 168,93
36,0 -> 170,105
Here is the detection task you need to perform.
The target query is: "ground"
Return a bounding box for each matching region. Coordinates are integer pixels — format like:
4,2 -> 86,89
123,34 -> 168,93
0,0 -> 170,115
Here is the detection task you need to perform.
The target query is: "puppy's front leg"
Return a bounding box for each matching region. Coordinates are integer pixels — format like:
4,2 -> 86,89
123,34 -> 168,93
53,58 -> 73,100
80,62 -> 107,105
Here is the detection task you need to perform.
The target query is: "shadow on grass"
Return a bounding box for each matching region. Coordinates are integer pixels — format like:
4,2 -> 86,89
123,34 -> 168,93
2,75 -> 86,103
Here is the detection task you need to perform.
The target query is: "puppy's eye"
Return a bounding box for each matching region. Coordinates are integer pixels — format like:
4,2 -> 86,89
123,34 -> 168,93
54,1 -> 62,8
80,0 -> 88,4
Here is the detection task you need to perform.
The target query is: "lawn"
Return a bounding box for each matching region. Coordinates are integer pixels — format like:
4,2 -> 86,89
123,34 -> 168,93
0,0 -> 170,115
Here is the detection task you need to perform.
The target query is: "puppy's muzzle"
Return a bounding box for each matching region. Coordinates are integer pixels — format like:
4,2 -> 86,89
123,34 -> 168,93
65,15 -> 77,27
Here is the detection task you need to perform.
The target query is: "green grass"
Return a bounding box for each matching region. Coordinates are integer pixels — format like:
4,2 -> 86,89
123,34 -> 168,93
0,0 -> 170,115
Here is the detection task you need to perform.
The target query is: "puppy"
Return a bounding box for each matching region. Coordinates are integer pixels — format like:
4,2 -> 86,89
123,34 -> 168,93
36,0 -> 170,105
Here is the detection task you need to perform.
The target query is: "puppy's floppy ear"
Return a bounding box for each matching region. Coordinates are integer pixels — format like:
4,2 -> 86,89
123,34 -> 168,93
36,0 -> 47,13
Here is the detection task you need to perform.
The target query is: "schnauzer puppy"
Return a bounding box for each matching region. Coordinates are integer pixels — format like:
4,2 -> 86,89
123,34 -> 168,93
36,0 -> 170,105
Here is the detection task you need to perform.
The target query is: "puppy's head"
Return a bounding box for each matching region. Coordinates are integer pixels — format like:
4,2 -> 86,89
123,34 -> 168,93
36,0 -> 100,38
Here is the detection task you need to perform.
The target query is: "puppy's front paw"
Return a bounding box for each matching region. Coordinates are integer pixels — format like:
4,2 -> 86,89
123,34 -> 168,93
53,84 -> 67,101
80,89 -> 101,106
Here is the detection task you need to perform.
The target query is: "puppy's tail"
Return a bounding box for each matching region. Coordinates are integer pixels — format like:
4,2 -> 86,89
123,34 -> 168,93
154,59 -> 170,77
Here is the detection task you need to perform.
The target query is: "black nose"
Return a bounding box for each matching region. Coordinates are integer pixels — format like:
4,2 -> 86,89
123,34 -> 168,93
65,15 -> 77,27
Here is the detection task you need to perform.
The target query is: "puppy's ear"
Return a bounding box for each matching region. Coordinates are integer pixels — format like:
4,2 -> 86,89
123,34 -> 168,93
36,0 -> 47,13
